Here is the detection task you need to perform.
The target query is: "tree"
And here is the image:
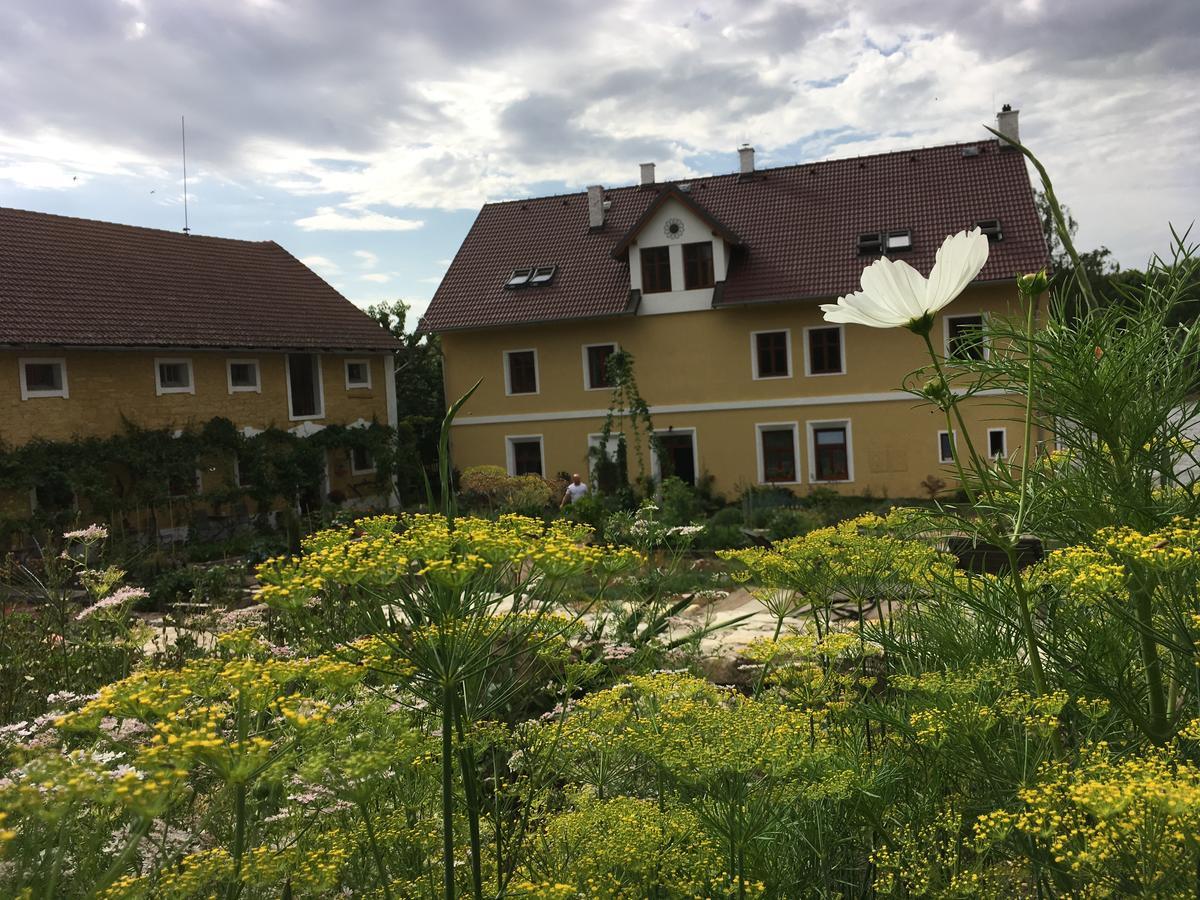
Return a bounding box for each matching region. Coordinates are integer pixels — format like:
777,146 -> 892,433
366,300 -> 445,506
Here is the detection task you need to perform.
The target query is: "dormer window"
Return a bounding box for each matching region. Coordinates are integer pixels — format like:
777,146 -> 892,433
977,219 -> 1003,242
683,242 -> 714,289
885,230 -> 912,251
641,246 -> 672,294
506,268 -> 533,288
529,265 -> 556,285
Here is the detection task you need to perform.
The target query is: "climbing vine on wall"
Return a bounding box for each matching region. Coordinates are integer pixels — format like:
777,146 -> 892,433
0,416 -> 399,537
595,350 -> 661,493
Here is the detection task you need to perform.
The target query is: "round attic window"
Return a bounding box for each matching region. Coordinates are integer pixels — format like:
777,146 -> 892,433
663,217 -> 685,239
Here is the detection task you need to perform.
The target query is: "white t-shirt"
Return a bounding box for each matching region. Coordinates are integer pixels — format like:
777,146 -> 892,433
564,482 -> 589,503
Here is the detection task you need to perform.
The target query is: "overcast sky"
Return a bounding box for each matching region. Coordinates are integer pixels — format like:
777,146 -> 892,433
2,0 -> 1196,322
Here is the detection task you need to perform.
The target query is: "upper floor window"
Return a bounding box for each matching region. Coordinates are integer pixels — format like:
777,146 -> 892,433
753,330 -> 791,379
155,358 -> 194,395
640,246 -> 672,294
682,242 -> 714,289
19,358 -> 68,400
345,359 -> 372,390
227,359 -> 260,393
805,326 -> 844,375
584,343 -> 616,390
946,314 -> 987,361
286,353 -> 324,420
504,349 -> 539,395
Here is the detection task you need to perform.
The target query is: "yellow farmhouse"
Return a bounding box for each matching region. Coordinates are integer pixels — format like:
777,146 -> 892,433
422,109 -> 1049,499
0,207 -> 400,527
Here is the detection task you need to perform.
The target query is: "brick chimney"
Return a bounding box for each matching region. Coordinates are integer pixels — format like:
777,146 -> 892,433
640,162 -> 655,186
587,185 -> 605,229
996,104 -> 1020,148
738,144 -> 755,175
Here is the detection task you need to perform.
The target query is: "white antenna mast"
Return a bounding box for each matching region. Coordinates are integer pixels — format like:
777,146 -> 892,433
181,115 -> 190,234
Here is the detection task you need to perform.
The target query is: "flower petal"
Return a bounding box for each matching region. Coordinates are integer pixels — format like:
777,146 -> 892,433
925,228 -> 990,314
859,257 -> 929,323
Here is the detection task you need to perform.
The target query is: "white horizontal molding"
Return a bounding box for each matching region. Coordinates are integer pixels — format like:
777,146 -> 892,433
452,388 -> 1013,427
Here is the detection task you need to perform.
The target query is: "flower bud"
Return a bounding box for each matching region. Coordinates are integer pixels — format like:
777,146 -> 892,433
918,378 -> 954,411
1016,270 -> 1049,296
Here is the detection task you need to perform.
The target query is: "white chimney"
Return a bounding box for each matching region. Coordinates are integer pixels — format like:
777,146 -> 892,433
996,104 -> 1019,148
738,144 -> 755,175
587,184 -> 605,229
640,162 -> 656,186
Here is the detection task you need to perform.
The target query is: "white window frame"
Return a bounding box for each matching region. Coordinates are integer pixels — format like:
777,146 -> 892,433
505,434 -> 545,477
344,358 -> 372,390
806,418 -> 854,484
581,342 -> 619,391
155,357 -> 195,396
503,348 -> 540,396
803,324 -> 846,377
943,313 -> 990,361
750,329 -> 793,380
938,429 -> 958,464
18,357 -> 69,400
988,427 -> 1008,459
587,432 -> 624,465
755,421 -> 802,485
286,353 -> 325,421
226,358 -> 261,394
650,427 -> 699,482
350,445 -> 376,476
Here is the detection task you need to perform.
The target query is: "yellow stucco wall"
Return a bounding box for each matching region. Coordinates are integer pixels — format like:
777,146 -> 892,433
442,284 -> 1034,498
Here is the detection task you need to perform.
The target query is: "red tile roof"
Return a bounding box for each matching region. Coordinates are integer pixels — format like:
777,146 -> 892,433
0,207 -> 401,351
421,139 -> 1050,333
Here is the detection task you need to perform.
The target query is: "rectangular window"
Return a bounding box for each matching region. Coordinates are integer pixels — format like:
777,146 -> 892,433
811,424 -> 850,482
640,246 -> 672,294
806,326 -> 844,375
507,436 -> 544,476
286,353 -> 324,419
682,242 -> 714,289
155,358 -> 194,395
946,315 -> 987,361
234,455 -> 253,488
345,359 -> 371,389
350,446 -> 375,475
505,349 -> 539,395
938,430 -> 956,463
753,330 -> 791,379
584,343 -> 616,390
988,428 -> 1008,459
19,358 -> 68,399
758,424 -> 799,484
227,359 -> 260,393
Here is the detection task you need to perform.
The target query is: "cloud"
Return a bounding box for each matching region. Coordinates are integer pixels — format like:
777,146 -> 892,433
353,249 -> 379,267
299,255 -> 339,274
360,273 -> 391,283
294,206 -> 424,232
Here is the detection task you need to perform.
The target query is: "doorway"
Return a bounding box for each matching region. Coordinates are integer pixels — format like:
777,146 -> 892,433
656,430 -> 697,486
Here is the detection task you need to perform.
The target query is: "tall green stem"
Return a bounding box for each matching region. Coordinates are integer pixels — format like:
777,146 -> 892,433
1012,292 -> 1041,541
1132,577 -> 1169,743
441,679 -> 456,900
359,800 -> 395,900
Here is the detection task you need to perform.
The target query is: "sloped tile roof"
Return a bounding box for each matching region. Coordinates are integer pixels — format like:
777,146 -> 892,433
0,207 -> 401,351
421,139 -> 1050,333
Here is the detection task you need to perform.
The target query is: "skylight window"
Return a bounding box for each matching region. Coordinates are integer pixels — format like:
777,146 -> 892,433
529,265 -> 556,285
885,230 -> 912,251
857,233 -> 883,255
977,219 -> 1004,242
506,268 -> 533,288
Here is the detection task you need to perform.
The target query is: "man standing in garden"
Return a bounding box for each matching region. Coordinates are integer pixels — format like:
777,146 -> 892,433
561,473 -> 588,507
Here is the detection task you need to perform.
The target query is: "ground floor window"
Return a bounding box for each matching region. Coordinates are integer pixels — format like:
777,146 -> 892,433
810,422 -> 851,482
350,445 -> 375,475
507,436 -> 544,476
988,427 -> 1008,459
654,430 -> 697,486
758,423 -> 799,483
938,430 -> 956,463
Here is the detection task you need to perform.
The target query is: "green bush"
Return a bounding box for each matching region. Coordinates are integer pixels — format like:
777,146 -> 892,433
765,506 -> 823,539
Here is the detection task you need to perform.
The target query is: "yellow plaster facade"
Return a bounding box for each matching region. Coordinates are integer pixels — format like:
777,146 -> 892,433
443,284 -> 1030,498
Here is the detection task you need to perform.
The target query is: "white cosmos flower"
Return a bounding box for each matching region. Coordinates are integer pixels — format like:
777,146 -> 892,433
820,228 -> 990,334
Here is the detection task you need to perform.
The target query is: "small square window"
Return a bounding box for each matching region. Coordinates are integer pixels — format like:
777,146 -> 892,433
345,359 -> 371,389
505,350 -> 538,395
857,233 -> 883,254
227,360 -> 260,393
938,431 -> 956,464
350,446 -> 375,475
640,246 -> 672,293
508,437 -> 544,476
988,428 -> 1007,459
977,219 -> 1003,242
946,315 -> 987,361
155,359 -> 194,394
754,331 -> 790,379
506,268 -> 533,288
19,358 -> 68,399
584,344 -> 616,390
885,230 -> 912,251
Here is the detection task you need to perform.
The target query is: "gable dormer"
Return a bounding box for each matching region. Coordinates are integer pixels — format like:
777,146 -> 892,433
611,183 -> 741,316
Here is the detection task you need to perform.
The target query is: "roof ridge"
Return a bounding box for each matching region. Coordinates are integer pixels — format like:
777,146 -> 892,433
479,137 -> 1003,209
0,206 -> 274,245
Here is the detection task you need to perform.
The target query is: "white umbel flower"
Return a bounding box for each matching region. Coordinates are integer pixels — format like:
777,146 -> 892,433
820,228 -> 990,334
